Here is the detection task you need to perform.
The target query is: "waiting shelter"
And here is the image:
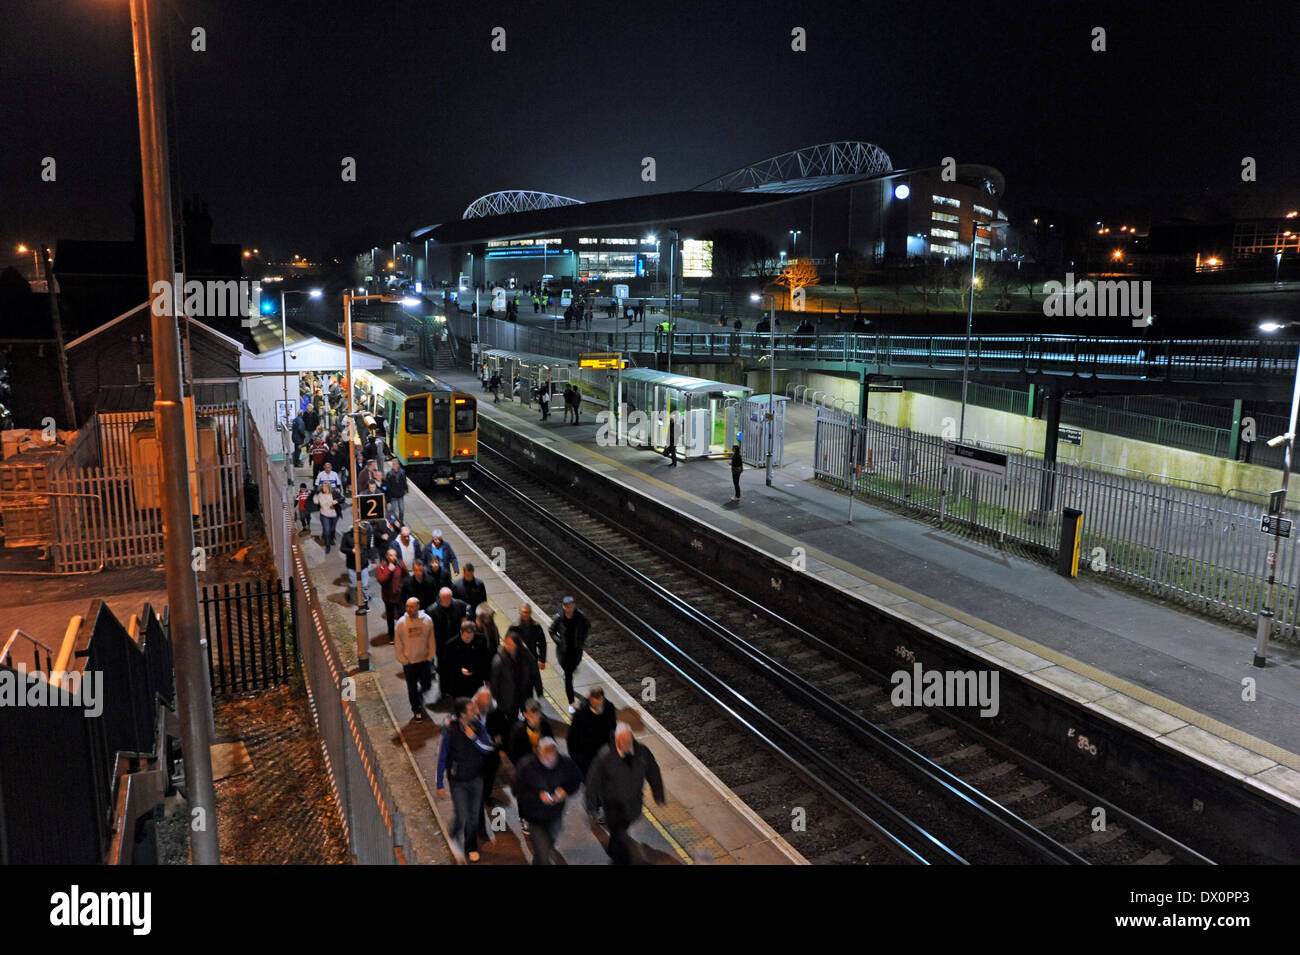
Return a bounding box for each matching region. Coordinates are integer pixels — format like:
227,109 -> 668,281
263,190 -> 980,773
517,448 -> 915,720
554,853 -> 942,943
613,368 -> 752,459
483,349 -> 576,403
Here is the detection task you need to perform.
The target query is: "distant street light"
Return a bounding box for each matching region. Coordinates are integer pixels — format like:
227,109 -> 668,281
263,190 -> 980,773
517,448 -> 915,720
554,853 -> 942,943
1254,319 -> 1300,668
789,230 -> 801,255
959,219 -> 1009,441
834,251 -> 840,286
1277,251 -> 1284,285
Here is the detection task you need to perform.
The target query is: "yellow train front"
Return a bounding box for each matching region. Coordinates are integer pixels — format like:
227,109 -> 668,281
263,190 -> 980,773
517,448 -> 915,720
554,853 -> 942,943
357,369 -> 477,485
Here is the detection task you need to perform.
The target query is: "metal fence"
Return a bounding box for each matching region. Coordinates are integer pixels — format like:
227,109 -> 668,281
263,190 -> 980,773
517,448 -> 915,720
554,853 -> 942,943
46,406 -> 245,573
814,407 -> 1300,643
202,579 -> 298,696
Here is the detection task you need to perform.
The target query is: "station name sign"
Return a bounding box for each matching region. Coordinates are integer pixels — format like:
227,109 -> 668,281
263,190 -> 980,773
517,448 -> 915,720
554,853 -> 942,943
944,443 -> 1008,479
579,352 -> 626,370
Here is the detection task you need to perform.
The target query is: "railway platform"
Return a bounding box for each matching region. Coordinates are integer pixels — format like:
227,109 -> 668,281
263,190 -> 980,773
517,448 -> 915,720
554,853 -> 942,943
290,456 -> 805,865
413,360 -> 1300,823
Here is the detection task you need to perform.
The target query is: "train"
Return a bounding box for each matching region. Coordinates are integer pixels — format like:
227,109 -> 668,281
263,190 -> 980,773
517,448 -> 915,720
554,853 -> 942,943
351,365 -> 477,484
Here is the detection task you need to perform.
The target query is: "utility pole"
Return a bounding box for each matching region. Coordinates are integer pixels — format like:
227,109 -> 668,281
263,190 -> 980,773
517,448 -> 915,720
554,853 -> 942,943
343,293 -> 371,672
129,0 -> 218,864
40,246 -> 77,430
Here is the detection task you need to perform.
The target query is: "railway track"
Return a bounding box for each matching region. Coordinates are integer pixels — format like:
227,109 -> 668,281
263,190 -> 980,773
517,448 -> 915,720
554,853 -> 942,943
427,442 -> 1214,865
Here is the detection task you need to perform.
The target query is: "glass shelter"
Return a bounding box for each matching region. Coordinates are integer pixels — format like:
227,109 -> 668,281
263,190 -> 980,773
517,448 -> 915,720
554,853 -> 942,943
612,368 -> 752,458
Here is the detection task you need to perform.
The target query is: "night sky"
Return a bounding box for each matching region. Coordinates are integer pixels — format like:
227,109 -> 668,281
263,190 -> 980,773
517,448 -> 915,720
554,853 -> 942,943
3,0 -> 1296,261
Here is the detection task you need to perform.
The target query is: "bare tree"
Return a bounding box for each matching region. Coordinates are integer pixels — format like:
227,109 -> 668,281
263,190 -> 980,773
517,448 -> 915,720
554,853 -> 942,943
836,248 -> 870,313
774,257 -> 820,309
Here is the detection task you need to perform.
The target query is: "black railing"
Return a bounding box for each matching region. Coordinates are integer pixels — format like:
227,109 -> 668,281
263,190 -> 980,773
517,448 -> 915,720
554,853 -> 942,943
0,600 -> 173,864
202,579 -> 299,695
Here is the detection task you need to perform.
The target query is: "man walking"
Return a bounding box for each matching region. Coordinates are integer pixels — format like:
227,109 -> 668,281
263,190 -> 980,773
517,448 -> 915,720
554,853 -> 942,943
516,738 -> 583,865
548,596 -> 590,713
384,459 -> 409,523
453,562 -> 487,609
516,605 -> 546,671
436,697 -> 495,862
585,723 -> 667,865
394,598 -> 435,722
572,385 -> 582,425
567,686 -> 617,778
489,628 -> 542,724
666,412 -> 678,467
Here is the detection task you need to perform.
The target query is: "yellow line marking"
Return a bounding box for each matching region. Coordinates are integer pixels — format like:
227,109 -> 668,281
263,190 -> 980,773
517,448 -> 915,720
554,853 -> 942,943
495,411 -> 1300,775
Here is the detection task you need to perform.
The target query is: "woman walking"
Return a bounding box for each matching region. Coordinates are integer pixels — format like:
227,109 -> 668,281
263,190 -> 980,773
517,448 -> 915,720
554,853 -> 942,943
314,482 -> 339,553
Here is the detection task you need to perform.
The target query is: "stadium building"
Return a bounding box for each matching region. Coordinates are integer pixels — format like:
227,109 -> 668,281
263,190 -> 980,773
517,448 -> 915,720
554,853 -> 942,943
408,142 -> 1007,290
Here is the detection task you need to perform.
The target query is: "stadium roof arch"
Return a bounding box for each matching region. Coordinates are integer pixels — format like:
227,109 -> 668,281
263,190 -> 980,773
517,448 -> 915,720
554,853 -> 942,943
463,190 -> 585,219
693,141 -> 894,194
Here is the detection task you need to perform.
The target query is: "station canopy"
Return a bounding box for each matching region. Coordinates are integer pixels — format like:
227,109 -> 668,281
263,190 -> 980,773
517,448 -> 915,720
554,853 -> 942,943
618,367 -> 752,397
483,348 -> 575,368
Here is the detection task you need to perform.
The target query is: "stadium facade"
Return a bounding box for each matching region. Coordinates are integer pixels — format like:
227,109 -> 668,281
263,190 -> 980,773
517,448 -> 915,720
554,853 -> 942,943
409,141 -> 1006,289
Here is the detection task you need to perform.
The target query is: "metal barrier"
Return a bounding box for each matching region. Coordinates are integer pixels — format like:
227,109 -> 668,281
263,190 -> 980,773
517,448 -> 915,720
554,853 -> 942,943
814,407 -> 1300,643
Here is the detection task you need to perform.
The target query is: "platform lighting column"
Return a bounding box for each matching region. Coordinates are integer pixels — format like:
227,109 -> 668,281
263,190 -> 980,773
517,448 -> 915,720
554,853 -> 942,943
129,0 -> 218,864
1254,322 -> 1300,667
767,294 -> 775,487
959,219 -> 1007,442
343,293 -> 371,671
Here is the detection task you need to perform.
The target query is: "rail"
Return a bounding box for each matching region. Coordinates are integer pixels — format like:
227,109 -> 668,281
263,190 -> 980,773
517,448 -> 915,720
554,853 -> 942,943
467,442 -> 1096,864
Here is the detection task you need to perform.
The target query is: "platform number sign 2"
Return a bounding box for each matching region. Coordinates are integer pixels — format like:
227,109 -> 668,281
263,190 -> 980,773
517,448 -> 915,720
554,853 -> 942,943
357,493 -> 385,521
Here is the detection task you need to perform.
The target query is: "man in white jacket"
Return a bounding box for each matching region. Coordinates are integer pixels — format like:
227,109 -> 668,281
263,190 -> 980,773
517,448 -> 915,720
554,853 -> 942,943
394,597 -> 435,722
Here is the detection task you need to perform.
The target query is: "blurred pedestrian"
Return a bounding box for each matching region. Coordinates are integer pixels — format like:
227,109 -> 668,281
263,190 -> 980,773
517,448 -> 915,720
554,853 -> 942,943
472,686 -> 508,816
567,686 -> 616,777
585,722 -> 666,865
436,697 -> 495,862
400,559 -> 439,613
516,605 -> 546,670
425,529 -> 459,575
339,519 -> 374,607
313,483 -> 339,553
490,628 -> 541,724
296,483 -> 312,532
549,596 -> 590,713
730,443 -> 743,501
474,603 -> 501,654
515,738 -> 583,865
443,620 -> 491,699
506,698 -> 556,766
384,459 -> 409,523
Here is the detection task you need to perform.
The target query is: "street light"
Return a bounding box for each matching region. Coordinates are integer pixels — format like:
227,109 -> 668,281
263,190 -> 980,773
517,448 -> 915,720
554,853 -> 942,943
834,251 -> 840,287
1276,251 -> 1284,285
751,291 -> 777,487
1253,319 -> 1300,668
959,219 -> 1009,442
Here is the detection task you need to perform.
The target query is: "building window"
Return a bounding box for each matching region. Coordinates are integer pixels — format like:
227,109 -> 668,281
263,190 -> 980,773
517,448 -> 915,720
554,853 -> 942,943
932,212 -> 959,224
930,243 -> 958,256
932,195 -> 961,209
973,204 -> 994,219
930,228 -> 959,240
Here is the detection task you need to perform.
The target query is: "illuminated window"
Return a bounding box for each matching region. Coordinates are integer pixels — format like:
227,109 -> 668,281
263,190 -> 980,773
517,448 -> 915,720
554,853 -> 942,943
932,212 -> 959,224
930,243 -> 958,256
681,239 -> 713,278
974,204 -> 994,219
930,228 -> 959,240
932,195 -> 961,209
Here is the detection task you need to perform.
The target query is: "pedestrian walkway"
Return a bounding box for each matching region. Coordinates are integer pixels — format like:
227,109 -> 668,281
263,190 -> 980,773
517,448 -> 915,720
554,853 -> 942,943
401,358 -> 1300,813
290,458 -> 804,865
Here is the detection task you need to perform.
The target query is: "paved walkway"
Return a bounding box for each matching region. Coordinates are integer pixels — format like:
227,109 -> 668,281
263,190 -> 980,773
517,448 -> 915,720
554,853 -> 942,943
291,457 -> 803,864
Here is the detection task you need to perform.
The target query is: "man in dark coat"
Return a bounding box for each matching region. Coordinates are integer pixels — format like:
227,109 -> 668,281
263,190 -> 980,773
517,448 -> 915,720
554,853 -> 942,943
567,686 -> 617,777
442,620 -> 491,699
430,587 -> 469,700
515,738 -> 584,865
399,560 -> 439,613
515,605 -> 547,670
585,723 -> 666,865
472,687 -> 509,814
291,413 -> 308,467
505,699 -> 555,766
548,596 -> 590,713
425,556 -> 453,593
453,562 -> 487,609
489,628 -> 542,724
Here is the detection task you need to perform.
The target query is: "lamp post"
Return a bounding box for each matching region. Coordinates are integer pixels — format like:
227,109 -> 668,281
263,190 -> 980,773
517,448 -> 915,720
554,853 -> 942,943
959,219 -> 1008,442
128,0 -> 218,864
834,251 -> 839,287
1276,251 -> 1284,285
789,230 -> 801,256
752,291 -> 777,486
1255,320 -> 1300,667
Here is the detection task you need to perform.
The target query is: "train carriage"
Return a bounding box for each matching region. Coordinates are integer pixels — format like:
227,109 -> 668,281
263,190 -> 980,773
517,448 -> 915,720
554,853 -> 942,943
352,366 -> 477,484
